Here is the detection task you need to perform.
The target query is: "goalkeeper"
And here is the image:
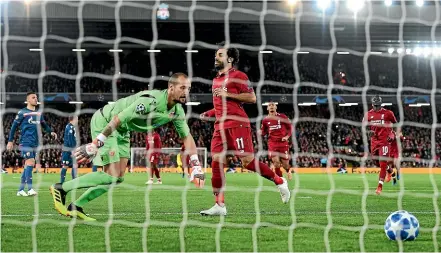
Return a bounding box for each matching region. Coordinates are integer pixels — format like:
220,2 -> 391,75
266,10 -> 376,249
49,73 -> 204,221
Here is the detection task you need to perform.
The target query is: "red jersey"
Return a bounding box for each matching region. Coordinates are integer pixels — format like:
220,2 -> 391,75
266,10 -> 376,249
146,132 -> 162,153
211,68 -> 253,130
260,113 -> 292,143
364,108 -> 397,144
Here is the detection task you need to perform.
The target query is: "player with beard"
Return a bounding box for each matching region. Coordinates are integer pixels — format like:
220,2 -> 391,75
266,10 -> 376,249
364,95 -> 397,195
199,42 -> 290,216
259,102 -> 293,180
49,73 -> 205,221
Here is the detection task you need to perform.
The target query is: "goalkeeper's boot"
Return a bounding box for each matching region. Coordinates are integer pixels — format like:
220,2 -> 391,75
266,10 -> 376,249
49,183 -> 68,216
27,189 -> 37,196
200,203 -> 227,216
67,203 -> 96,222
277,177 -> 291,203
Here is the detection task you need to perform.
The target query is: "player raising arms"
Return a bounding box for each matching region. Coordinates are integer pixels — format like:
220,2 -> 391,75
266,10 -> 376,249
49,73 -> 204,221
7,92 -> 58,196
364,95 -> 398,195
60,116 -> 78,183
199,42 -> 290,216
259,101 -> 294,180
145,130 -> 162,185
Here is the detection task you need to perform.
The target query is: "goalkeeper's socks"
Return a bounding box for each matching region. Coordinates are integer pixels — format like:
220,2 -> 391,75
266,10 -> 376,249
92,165 -> 98,172
71,167 -> 77,179
73,184 -> 111,207
60,167 -> 67,183
245,159 -> 283,185
25,165 -> 33,190
18,170 -> 26,191
62,171 -> 120,193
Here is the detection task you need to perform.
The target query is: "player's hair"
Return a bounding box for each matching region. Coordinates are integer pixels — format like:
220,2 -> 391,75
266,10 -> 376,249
168,72 -> 188,86
217,41 -> 240,65
68,116 -> 75,121
26,92 -> 36,97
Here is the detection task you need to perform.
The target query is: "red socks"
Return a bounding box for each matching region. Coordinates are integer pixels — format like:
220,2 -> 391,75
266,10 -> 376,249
246,159 -> 283,185
153,168 -> 160,178
379,161 -> 388,183
211,161 -> 225,205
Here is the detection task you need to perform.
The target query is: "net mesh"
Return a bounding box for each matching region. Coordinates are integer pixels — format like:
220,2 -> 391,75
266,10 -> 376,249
1,0 -> 441,252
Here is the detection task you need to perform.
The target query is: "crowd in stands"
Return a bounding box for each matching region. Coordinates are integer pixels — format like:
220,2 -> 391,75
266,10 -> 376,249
2,103 -> 441,171
4,50 -> 441,95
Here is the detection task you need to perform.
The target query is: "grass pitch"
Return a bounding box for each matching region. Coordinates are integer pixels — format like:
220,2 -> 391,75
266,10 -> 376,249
1,172 -> 441,252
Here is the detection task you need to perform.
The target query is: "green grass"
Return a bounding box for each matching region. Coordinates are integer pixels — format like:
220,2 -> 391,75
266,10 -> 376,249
1,172 -> 441,252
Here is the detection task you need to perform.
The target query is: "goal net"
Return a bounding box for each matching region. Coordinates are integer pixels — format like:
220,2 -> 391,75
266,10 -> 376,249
1,0 -> 441,252
130,147 -> 208,173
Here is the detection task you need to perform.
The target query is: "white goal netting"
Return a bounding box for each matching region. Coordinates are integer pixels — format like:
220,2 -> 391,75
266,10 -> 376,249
1,0 -> 441,252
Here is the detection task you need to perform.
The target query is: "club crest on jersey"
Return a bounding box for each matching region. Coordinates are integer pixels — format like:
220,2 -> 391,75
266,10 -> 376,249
136,103 -> 147,114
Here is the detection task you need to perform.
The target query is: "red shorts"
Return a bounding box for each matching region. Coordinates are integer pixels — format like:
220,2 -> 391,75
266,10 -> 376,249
268,142 -> 290,160
211,126 -> 254,157
371,143 -> 391,160
389,141 -> 398,159
148,153 -> 160,165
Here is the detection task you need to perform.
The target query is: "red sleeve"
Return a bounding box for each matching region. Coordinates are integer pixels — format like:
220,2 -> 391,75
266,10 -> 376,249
260,118 -> 268,136
235,72 -> 254,94
154,134 -> 162,150
281,114 -> 292,137
389,110 -> 397,124
204,108 -> 215,117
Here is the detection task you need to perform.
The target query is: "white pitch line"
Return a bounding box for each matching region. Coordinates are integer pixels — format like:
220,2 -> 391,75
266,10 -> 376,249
1,210 -> 438,217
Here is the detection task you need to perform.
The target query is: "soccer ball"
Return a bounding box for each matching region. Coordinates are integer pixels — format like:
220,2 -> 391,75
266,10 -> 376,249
384,210 -> 420,241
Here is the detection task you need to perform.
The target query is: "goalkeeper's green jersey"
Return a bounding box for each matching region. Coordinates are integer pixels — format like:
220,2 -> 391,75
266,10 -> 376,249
100,89 -> 190,138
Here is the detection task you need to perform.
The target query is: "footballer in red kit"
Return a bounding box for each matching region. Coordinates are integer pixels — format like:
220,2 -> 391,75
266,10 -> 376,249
259,102 -> 293,180
145,131 -> 162,185
199,42 -> 290,216
364,95 -> 398,195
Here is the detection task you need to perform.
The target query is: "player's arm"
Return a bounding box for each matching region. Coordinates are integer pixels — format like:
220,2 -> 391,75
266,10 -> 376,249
281,114 -> 293,141
7,111 -> 23,150
40,115 -> 58,139
200,108 -> 215,120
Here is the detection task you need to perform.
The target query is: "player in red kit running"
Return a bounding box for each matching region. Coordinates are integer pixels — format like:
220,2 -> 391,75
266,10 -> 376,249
259,102 -> 294,180
364,95 -> 397,195
199,42 -> 290,216
145,130 -> 162,185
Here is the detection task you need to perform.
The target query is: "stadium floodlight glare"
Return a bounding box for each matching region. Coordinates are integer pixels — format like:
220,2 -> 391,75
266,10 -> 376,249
109,49 -> 123,52
69,101 -> 83,104
298,102 -> 317,106
297,51 -> 310,54
339,103 -> 358,107
388,47 -> 394,54
29,48 -> 42,52
346,0 -> 365,13
414,47 -> 422,56
317,0 -> 331,10
262,102 -> 279,106
108,101 -> 115,104
0,102 -> 4,105
259,50 -> 273,54
185,102 -> 201,106
418,103 -> 430,106
337,51 -> 349,54
72,49 -> 85,52
423,47 -> 432,57
370,51 -> 382,54
384,0 -> 392,6
185,50 -> 199,53
416,0 -> 424,7
406,48 -> 412,54
409,104 -> 421,107
24,101 -> 41,104
147,49 -> 161,53
397,48 -> 404,54
286,0 -> 297,6
382,103 -> 393,106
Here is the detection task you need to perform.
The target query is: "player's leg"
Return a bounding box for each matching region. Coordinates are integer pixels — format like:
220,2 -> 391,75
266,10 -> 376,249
152,161 -> 161,184
17,149 -> 29,196
200,130 -> 227,216
146,156 -> 154,185
60,152 -> 71,183
19,148 -> 37,196
375,145 -> 391,195
280,150 -> 292,181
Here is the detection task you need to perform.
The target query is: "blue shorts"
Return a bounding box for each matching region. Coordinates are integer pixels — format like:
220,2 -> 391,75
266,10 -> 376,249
20,146 -> 37,160
62,151 -> 74,166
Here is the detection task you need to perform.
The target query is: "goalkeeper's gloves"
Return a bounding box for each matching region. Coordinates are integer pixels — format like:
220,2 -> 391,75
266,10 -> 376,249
75,134 -> 105,164
189,155 -> 205,188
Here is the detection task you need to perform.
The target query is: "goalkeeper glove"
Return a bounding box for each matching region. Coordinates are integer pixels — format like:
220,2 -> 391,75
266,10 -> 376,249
189,155 -> 205,188
75,138 -> 104,164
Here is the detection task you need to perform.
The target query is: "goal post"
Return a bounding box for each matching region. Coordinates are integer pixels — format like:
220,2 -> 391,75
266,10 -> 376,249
130,147 -> 208,173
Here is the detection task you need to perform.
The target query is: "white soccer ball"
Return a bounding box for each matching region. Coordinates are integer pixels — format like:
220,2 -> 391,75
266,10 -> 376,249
384,210 -> 420,241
